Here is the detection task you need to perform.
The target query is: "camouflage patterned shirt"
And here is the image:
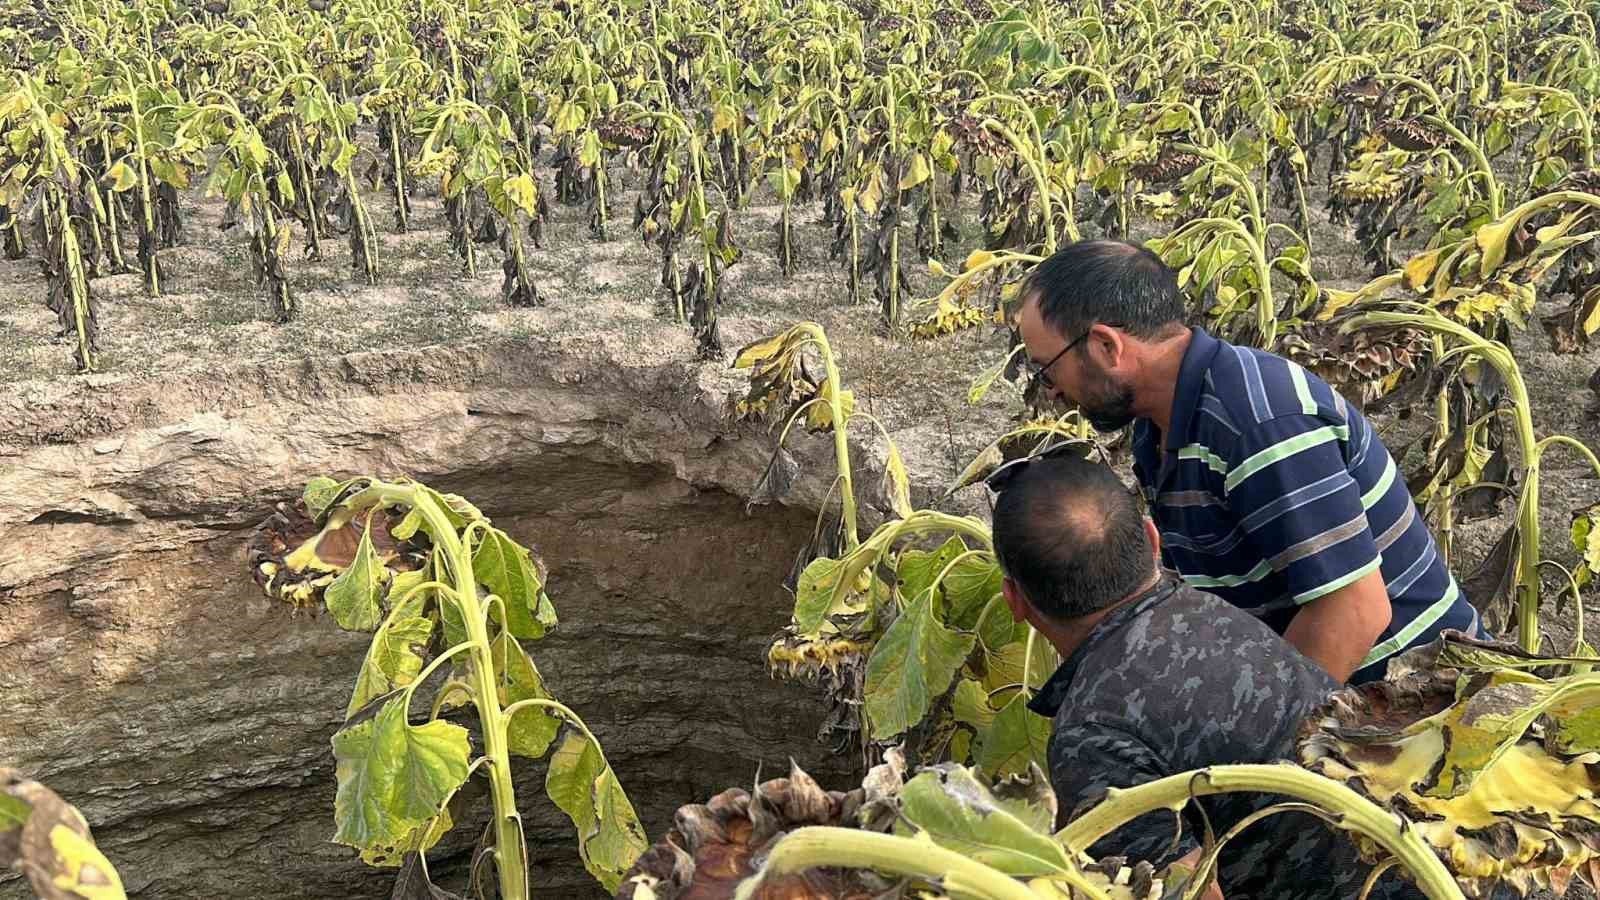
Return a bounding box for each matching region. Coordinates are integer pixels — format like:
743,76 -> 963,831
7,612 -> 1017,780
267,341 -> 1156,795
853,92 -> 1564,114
1028,576 -> 1423,900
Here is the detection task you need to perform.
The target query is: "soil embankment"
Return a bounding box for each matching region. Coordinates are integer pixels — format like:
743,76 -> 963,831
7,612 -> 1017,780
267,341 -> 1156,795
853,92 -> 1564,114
0,336 -> 919,899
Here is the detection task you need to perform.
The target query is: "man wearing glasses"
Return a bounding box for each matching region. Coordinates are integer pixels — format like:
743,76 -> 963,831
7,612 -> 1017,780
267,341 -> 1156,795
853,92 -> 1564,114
1013,239 -> 1480,684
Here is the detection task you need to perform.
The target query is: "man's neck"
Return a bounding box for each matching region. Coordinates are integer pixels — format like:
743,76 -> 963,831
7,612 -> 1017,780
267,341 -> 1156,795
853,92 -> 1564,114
1035,569 -> 1163,661
1136,328 -> 1194,440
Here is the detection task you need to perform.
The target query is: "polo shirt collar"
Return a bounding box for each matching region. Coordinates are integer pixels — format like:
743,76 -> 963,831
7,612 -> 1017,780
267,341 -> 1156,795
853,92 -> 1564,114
1167,327 -> 1222,449
1025,576 -> 1183,718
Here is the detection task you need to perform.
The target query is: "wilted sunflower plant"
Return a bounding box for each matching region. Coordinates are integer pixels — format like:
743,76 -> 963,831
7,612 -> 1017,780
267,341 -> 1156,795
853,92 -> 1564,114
625,105 -> 705,322
543,36 -> 620,242
1148,134 -> 1317,349
1319,188 -> 1600,647
85,54 -> 198,297
1344,300 -> 1600,654
0,74 -> 99,371
1317,68 -> 1505,274
759,86 -> 835,279
734,324 -> 1108,778
962,86 -> 1074,256
247,476 -> 645,900
192,94 -> 297,322
357,47 -> 431,234
269,69 -> 380,285
1300,631 -> 1600,898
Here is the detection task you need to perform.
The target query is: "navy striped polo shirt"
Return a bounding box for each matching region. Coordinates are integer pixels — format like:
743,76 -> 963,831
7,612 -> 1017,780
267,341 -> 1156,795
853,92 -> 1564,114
1130,327 -> 1479,683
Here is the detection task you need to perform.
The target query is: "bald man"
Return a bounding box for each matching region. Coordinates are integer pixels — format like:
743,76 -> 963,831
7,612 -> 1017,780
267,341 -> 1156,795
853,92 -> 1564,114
988,451 -> 1421,899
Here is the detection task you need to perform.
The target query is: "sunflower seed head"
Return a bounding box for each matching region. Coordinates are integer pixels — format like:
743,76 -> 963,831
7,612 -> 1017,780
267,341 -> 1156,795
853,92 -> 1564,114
1378,117 -> 1445,152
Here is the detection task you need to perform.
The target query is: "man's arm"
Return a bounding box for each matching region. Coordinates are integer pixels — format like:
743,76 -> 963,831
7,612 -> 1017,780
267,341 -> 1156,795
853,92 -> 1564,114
1223,414 -> 1393,682
1282,566 -> 1392,682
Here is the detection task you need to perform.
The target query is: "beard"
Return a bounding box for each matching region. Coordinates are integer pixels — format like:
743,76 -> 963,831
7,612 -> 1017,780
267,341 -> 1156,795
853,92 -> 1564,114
1078,374 -> 1137,433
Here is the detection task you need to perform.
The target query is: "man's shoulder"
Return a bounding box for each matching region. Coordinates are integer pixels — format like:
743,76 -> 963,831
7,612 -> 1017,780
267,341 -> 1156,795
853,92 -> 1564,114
1065,583 -> 1334,701
1055,582 -> 1339,764
1192,336 -> 1354,437
1146,583 -> 1332,666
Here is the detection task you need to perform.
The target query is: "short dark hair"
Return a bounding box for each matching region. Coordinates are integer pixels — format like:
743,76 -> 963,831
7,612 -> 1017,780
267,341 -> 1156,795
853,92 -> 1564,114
991,456 -> 1155,621
1022,239 -> 1186,341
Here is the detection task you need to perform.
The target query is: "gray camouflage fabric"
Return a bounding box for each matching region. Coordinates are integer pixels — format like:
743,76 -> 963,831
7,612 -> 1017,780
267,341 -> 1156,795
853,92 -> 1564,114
1028,576 -> 1424,900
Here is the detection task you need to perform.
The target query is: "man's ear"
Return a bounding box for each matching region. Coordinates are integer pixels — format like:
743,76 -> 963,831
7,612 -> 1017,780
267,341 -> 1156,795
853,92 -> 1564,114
1002,577 -> 1034,627
1089,322 -> 1129,371
1143,517 -> 1162,561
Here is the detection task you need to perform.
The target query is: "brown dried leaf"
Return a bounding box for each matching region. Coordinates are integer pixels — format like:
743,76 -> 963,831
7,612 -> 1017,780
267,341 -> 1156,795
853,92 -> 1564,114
0,769 -> 125,900
1300,636 -> 1600,896
1462,523 -> 1521,631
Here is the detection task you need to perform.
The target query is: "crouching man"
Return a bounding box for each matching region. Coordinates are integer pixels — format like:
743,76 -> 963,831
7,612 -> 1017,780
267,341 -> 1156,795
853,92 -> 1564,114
989,451 -> 1421,900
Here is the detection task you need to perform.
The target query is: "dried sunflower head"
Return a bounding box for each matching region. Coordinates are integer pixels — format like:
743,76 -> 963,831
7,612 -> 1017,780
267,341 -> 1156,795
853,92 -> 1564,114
949,113 -> 1010,159
1280,323 -> 1429,408
1334,152 -> 1413,202
1335,75 -> 1385,108
363,87 -> 403,112
1280,20 -> 1314,41
729,326 -> 852,433
0,770 -> 125,899
1184,74 -> 1223,97
1109,138 -> 1160,168
615,762 -> 871,900
594,116 -> 653,147
247,491 -> 423,609
912,297 -> 989,339
99,94 -> 133,115
1544,168 -> 1600,198
1132,149 -> 1204,184
1378,117 -> 1446,152
1477,95 -> 1538,126
1281,89 -> 1321,111
1135,190 -> 1182,221
768,635 -> 870,679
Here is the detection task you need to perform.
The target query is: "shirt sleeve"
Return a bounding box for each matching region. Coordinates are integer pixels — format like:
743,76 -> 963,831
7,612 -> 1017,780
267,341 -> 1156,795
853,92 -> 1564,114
1222,414 -> 1382,606
1050,720 -> 1196,866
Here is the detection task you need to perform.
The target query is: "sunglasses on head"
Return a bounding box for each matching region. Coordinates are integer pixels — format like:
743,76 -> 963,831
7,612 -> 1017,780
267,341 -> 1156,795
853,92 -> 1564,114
983,439 -> 1087,494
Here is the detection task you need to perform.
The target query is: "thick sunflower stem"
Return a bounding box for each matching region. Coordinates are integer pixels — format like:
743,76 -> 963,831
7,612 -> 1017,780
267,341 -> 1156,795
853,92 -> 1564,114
1058,764 -> 1464,900
367,482 -> 529,900
732,828 -> 1049,900
795,322 -> 859,550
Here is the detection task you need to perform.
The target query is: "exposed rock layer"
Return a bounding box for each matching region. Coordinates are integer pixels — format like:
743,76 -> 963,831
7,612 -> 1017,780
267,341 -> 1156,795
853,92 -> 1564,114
0,337 -> 889,898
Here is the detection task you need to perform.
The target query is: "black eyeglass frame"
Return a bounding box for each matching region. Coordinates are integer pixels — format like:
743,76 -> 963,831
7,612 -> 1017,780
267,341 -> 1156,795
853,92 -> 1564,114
1025,330 -> 1088,393
1026,321 -> 1125,393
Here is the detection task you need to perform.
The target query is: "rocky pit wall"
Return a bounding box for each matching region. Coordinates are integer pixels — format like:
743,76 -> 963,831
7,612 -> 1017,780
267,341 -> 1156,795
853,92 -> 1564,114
0,336 -> 912,899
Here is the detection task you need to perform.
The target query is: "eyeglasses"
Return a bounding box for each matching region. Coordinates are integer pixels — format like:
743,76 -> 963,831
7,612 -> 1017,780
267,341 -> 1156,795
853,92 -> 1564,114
1026,322 -> 1116,392
983,439 -> 1088,494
